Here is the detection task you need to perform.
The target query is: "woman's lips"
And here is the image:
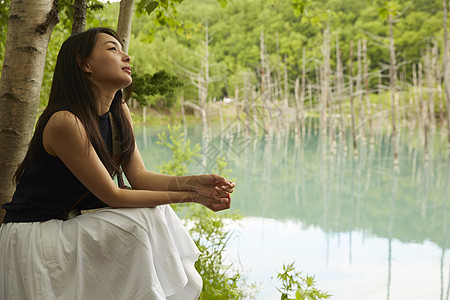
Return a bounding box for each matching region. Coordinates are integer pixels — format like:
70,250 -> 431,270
122,66 -> 131,75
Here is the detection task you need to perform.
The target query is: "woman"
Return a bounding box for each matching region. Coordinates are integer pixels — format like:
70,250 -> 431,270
0,27 -> 235,299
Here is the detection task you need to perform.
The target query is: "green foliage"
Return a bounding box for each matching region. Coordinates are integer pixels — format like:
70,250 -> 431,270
120,0 -> 448,106
212,155 -> 232,179
132,70 -> 183,108
186,205 -> 254,300
291,0 -> 313,17
156,124 -> 201,175
277,262 -> 331,300
376,0 -> 403,20
156,124 -> 255,299
0,0 -> 9,67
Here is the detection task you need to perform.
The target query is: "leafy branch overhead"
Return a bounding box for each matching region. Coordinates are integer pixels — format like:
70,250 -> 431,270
136,0 -> 226,31
132,70 -> 183,107
376,0 -> 404,20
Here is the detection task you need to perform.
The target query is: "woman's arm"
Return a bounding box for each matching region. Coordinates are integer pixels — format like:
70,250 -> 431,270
121,103 -> 235,195
43,110 -> 229,210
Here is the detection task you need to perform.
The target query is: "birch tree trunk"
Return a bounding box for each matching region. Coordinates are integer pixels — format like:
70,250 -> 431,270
117,0 -> 134,53
71,0 -> 87,35
117,0 -> 134,100
0,0 -> 59,222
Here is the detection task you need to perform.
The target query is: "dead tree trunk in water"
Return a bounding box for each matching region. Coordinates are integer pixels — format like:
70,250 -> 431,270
389,14 -> 399,166
301,48 -> 307,135
363,38 -> 373,144
320,27 -> 331,137
357,40 -> 365,143
336,36 -> 345,140
235,86 -> 240,132
294,77 -> 301,138
283,55 -> 289,110
260,30 -> 271,134
180,95 -> 187,136
349,41 -> 358,155
443,0 -> 450,145
419,61 -> 430,162
425,44 -> 436,130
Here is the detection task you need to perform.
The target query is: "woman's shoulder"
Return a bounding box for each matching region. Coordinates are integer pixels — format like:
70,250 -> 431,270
46,110 -> 83,131
43,110 -> 88,156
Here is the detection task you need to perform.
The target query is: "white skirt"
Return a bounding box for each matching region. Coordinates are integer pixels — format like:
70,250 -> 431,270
0,205 -> 202,300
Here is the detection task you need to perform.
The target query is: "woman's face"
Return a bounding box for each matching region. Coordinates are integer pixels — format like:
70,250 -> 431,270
84,33 -> 132,92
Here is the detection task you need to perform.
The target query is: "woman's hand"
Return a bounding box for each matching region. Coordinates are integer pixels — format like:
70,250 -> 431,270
193,174 -> 235,197
191,191 -> 231,212
191,174 -> 235,212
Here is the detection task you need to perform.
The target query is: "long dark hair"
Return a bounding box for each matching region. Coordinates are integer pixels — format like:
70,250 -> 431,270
14,27 -> 135,184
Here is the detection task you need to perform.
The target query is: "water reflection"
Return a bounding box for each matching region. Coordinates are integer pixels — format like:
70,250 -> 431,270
134,120 -> 450,299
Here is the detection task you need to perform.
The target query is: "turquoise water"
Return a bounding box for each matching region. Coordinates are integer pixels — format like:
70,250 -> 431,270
134,120 -> 450,300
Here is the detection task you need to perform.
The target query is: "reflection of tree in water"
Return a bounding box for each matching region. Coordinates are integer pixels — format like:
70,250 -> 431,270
225,122 -> 450,253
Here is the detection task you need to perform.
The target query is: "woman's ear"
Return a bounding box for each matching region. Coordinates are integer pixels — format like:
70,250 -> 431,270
77,55 -> 91,74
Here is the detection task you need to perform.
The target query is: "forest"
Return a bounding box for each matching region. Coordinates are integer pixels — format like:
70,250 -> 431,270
1,0 -> 449,114
1,0 -> 449,160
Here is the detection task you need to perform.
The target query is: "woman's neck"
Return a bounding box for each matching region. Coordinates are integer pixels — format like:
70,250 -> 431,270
94,90 -> 115,115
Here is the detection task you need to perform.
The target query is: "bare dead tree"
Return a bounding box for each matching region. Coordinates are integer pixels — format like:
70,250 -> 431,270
443,0 -> 450,145
363,38 -> 373,144
260,30 -> 272,134
349,41 -> 358,155
300,48 -> 307,135
336,36 -> 345,139
357,40 -> 365,143
388,13 -> 399,166
320,27 -> 331,137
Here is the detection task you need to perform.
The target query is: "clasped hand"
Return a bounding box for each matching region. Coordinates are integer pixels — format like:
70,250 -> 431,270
192,174 -> 235,212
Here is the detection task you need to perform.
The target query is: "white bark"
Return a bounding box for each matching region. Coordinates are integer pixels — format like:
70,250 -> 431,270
117,0 -> 134,53
0,0 -> 59,221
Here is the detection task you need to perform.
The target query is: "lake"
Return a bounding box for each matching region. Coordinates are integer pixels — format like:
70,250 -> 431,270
134,119 -> 450,300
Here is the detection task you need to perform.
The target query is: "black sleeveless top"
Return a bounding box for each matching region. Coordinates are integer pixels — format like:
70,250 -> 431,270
2,111 -> 112,223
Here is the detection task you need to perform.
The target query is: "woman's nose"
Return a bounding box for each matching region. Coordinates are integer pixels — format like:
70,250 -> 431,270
123,53 -> 131,63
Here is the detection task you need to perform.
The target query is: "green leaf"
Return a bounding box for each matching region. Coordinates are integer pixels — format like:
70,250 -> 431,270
145,1 -> 159,14
379,7 -> 389,20
160,0 -> 169,10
